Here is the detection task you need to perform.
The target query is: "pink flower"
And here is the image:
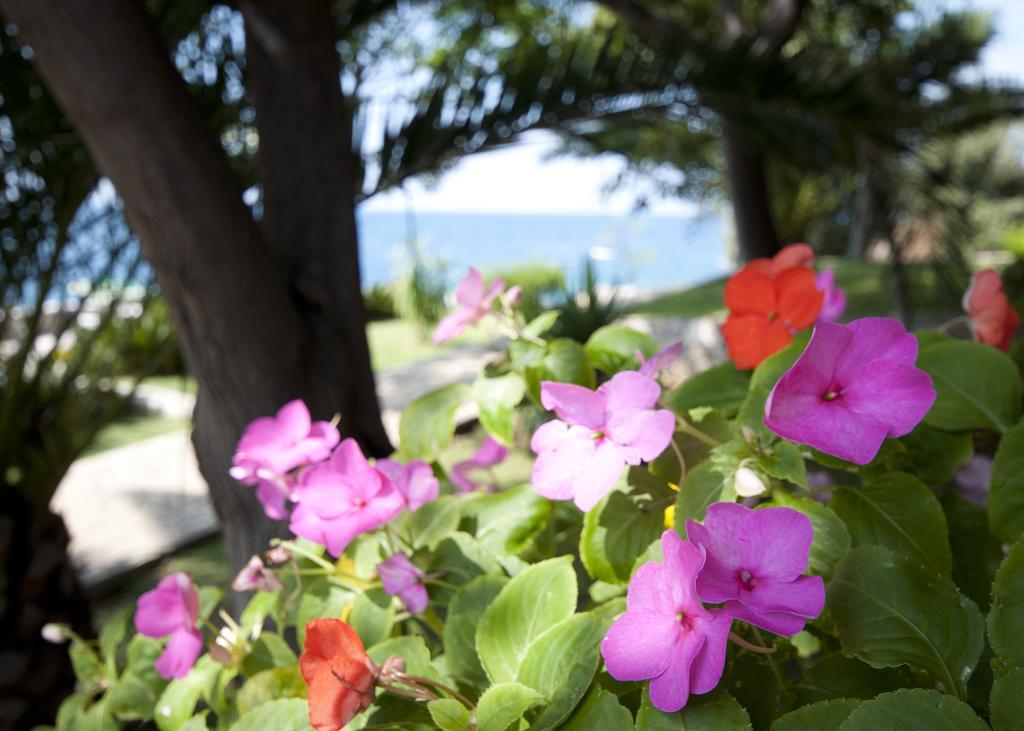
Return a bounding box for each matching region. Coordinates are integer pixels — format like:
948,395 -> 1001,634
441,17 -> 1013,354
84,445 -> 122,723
232,555 -> 284,593
815,268 -> 846,322
601,530 -> 732,713
764,318 -> 936,465
377,553 -> 429,615
230,400 -> 340,519
433,267 -> 505,344
963,269 -> 1019,351
686,503 -> 825,636
450,437 -> 508,493
531,372 -> 675,511
134,573 -> 203,679
290,439 -> 405,557
637,342 -> 683,378
376,458 -> 439,511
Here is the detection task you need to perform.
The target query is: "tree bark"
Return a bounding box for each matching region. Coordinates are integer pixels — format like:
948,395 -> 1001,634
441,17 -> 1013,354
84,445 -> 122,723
0,0 -> 390,590
240,0 -> 388,456
723,126 -> 781,261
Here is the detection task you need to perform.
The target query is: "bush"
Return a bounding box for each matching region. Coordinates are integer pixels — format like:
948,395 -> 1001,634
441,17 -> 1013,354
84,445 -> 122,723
363,283 -> 397,322
393,239 -> 448,332
550,257 -> 624,343
52,250 -> 1023,730
488,262 -> 564,322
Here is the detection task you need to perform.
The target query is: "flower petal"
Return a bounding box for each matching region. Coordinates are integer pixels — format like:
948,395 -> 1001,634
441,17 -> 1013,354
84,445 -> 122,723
722,314 -> 792,370
776,266 -> 823,329
454,267 -> 485,309
689,608 -> 732,694
154,628 -> 203,679
840,361 -> 936,438
647,631 -> 705,713
599,371 -> 662,414
724,267 -> 776,316
601,611 -> 679,682
540,381 -> 606,429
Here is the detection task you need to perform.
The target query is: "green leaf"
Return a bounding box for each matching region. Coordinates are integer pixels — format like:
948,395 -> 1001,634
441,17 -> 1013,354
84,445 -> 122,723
517,613 -> 609,729
989,538 -> 1024,665
154,656 -> 221,731
229,698 -> 310,731
943,494 -> 1002,612
584,324 -> 657,375
367,636 -> 441,681
675,440 -> 749,526
239,633 -> 297,677
463,485 -> 552,555
522,311 -> 560,339
838,688 -> 987,730
768,491 -> 851,579
827,546 -> 984,697
429,532 -> 503,604
881,424 -> 973,487
542,338 -> 596,388
757,440 -> 808,490
561,686 -> 633,730
197,586 -> 223,622
771,699 -> 861,731
55,694 -> 118,731
348,587 -> 395,648
476,682 -> 545,731
828,473 -> 952,577
403,495 -> 463,550
635,688 -> 752,730
235,666 -> 305,715
991,662 -> 1024,731
581,478 -> 670,584
108,636 -> 168,719
476,557 -> 577,683
398,383 -> 471,461
786,653 -> 904,706
473,372 -> 526,446
444,574 -> 507,687
667,362 -> 751,416
428,698 -> 472,731
292,576 -> 352,646
990,420 -> 1024,543
738,332 -> 810,432
918,340 -> 1021,433
69,639 -> 103,685
98,606 -> 132,675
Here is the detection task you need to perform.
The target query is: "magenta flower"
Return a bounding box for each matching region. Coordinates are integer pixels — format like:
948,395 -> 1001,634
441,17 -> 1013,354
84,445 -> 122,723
433,267 -> 505,344
637,342 -> 683,378
376,458 -> 440,511
134,573 -> 203,679
450,437 -> 508,493
685,503 -> 825,636
230,400 -> 340,519
289,439 -> 405,557
815,268 -> 847,322
764,318 -> 935,465
531,372 -> 675,511
601,530 -> 732,713
231,555 -> 284,593
377,553 -> 429,615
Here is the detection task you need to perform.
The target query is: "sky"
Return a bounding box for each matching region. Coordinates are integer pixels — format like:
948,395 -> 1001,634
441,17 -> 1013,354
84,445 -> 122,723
361,0 -> 1024,217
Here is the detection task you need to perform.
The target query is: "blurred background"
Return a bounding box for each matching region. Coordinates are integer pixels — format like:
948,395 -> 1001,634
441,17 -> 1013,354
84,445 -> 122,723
1,0 -> 1022,726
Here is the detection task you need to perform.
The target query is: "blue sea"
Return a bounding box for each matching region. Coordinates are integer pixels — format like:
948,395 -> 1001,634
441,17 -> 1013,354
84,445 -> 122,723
356,211 -> 730,293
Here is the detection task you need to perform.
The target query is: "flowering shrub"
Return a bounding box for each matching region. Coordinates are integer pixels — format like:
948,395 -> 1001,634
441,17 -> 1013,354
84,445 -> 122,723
47,263 -> 1024,730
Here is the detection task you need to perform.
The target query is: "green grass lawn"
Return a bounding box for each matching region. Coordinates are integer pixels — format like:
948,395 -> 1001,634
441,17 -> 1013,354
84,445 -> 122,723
630,258 -> 966,320
367,318 -> 498,370
83,412 -> 190,456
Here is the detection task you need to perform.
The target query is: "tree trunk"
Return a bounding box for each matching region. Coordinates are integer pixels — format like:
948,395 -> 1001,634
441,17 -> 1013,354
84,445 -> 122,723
723,126 -> 782,261
0,0 -> 390,594
0,493 -> 92,730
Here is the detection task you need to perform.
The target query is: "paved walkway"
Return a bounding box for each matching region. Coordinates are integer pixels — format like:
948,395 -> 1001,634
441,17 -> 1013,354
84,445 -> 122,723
51,345 -> 499,588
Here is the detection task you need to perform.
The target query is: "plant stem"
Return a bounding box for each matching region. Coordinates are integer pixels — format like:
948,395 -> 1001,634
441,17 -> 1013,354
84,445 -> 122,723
675,418 -> 722,447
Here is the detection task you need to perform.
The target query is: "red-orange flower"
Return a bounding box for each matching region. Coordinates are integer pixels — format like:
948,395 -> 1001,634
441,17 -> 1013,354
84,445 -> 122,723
300,619 -> 378,731
722,265 -> 823,369
963,269 -> 1019,352
746,243 -> 815,276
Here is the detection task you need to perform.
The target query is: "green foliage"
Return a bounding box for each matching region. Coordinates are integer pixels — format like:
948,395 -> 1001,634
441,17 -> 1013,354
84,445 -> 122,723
827,546 -> 984,697
363,283 -> 397,322
51,261 -> 1024,731
488,262 -> 565,322
549,259 -> 624,344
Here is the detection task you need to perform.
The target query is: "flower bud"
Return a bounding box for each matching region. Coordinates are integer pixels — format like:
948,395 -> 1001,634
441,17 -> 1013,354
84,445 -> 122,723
734,466 -> 767,497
